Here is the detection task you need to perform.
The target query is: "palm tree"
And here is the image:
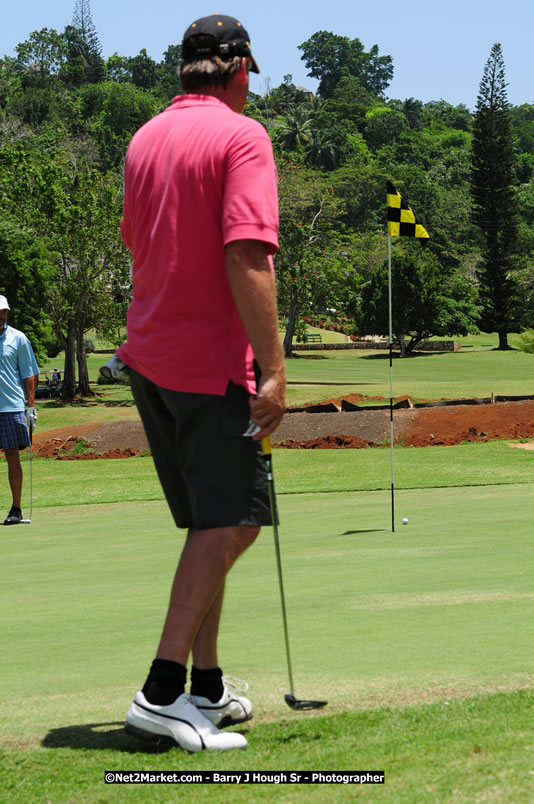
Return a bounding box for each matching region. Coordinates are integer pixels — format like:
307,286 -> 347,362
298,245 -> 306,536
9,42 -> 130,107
275,107 -> 313,151
305,130 -> 342,170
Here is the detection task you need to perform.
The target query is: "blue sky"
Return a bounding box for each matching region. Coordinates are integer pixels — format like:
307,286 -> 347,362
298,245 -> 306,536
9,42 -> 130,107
1,0 -> 532,110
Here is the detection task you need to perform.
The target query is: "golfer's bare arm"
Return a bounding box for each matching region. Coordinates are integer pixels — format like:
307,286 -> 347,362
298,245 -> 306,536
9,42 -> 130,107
23,375 -> 35,407
225,239 -> 286,438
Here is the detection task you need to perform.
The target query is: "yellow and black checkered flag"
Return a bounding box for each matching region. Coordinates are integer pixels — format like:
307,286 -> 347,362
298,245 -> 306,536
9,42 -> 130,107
387,182 -> 429,242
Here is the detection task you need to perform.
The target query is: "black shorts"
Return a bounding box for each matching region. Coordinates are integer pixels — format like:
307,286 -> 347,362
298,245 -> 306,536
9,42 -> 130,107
129,369 -> 272,530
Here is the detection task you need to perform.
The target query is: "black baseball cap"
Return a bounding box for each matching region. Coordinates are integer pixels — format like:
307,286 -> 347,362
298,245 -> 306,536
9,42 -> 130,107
182,13 -> 260,73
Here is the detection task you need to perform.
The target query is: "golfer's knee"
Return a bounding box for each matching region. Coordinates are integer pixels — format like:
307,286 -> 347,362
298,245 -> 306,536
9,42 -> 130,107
240,524 -> 260,546
229,525 -> 260,559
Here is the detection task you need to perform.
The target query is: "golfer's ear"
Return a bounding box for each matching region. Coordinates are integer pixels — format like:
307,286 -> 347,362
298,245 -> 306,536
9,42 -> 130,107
236,57 -> 249,83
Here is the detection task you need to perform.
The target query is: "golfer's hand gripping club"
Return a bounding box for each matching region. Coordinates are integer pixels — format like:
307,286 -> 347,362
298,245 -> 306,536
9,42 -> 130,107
25,406 -> 37,434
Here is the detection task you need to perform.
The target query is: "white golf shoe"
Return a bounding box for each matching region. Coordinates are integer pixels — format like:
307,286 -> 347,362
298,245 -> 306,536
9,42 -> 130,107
126,691 -> 247,752
191,676 -> 253,729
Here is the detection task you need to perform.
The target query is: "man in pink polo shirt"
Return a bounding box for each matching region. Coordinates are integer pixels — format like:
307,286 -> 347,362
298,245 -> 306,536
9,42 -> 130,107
114,14 -> 285,752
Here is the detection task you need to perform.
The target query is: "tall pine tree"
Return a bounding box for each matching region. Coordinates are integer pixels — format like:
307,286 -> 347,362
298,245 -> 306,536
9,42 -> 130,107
471,43 -> 518,349
66,0 -> 104,83
72,0 -> 101,53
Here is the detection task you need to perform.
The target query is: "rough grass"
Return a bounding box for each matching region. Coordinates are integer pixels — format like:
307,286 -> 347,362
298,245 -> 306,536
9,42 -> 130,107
1,691 -> 533,802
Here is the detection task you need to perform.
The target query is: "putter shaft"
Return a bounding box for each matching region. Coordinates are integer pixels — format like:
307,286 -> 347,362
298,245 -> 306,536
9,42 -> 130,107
261,436 -> 296,697
28,421 -> 33,522
261,437 -> 327,711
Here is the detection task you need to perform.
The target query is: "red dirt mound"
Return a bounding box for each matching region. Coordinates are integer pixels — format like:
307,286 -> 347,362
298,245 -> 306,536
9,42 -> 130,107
26,421 -> 149,459
12,398 -> 534,457
32,434 -> 142,460
57,446 -> 141,460
399,400 -> 534,447
276,434 -> 378,449
274,400 -> 534,448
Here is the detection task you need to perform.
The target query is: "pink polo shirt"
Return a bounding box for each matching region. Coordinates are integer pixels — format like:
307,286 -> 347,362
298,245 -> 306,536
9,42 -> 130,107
117,94 -> 279,395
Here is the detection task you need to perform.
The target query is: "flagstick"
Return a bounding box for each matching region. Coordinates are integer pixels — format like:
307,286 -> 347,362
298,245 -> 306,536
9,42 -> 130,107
386,180 -> 428,533
388,234 -> 395,532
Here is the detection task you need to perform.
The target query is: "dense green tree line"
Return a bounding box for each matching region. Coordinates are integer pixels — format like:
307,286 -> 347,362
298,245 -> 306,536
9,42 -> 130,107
1,4 -> 534,395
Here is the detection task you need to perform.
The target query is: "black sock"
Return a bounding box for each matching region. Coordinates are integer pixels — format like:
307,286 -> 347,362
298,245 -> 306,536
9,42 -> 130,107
190,666 -> 224,703
142,659 -> 187,705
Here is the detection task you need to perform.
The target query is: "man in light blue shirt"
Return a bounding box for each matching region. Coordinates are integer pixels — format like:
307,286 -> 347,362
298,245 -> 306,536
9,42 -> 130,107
0,296 -> 39,524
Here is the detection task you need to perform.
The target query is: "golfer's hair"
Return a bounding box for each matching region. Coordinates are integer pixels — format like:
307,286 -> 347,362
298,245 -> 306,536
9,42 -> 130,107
179,36 -> 242,91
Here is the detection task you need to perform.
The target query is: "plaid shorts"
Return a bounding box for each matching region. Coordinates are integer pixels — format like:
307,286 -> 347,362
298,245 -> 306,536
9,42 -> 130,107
0,411 -> 30,450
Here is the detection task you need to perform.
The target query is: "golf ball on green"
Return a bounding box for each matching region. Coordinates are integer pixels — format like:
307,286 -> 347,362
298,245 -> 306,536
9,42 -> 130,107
402,517 -> 408,525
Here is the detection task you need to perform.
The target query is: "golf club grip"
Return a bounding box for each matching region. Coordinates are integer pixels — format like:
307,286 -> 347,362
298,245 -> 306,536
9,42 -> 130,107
261,436 -> 272,456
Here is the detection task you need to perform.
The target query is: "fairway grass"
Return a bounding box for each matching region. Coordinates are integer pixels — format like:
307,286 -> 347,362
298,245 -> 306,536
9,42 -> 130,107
11,438 -> 534,510
285,346 -> 534,404
2,484 -> 534,802
36,338 -> 534,426
34,385 -> 139,431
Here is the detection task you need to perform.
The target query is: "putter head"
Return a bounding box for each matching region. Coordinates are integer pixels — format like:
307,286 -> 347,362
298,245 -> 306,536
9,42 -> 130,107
284,693 -> 327,711
20,519 -> 32,524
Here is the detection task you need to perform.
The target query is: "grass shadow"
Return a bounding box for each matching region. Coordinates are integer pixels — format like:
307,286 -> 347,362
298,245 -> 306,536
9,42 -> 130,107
40,398 -> 137,409
277,731 -> 323,744
95,399 -> 137,408
342,529 -> 386,535
361,352 -> 450,360
42,721 -> 174,754
42,720 -> 253,754
289,353 -> 330,360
